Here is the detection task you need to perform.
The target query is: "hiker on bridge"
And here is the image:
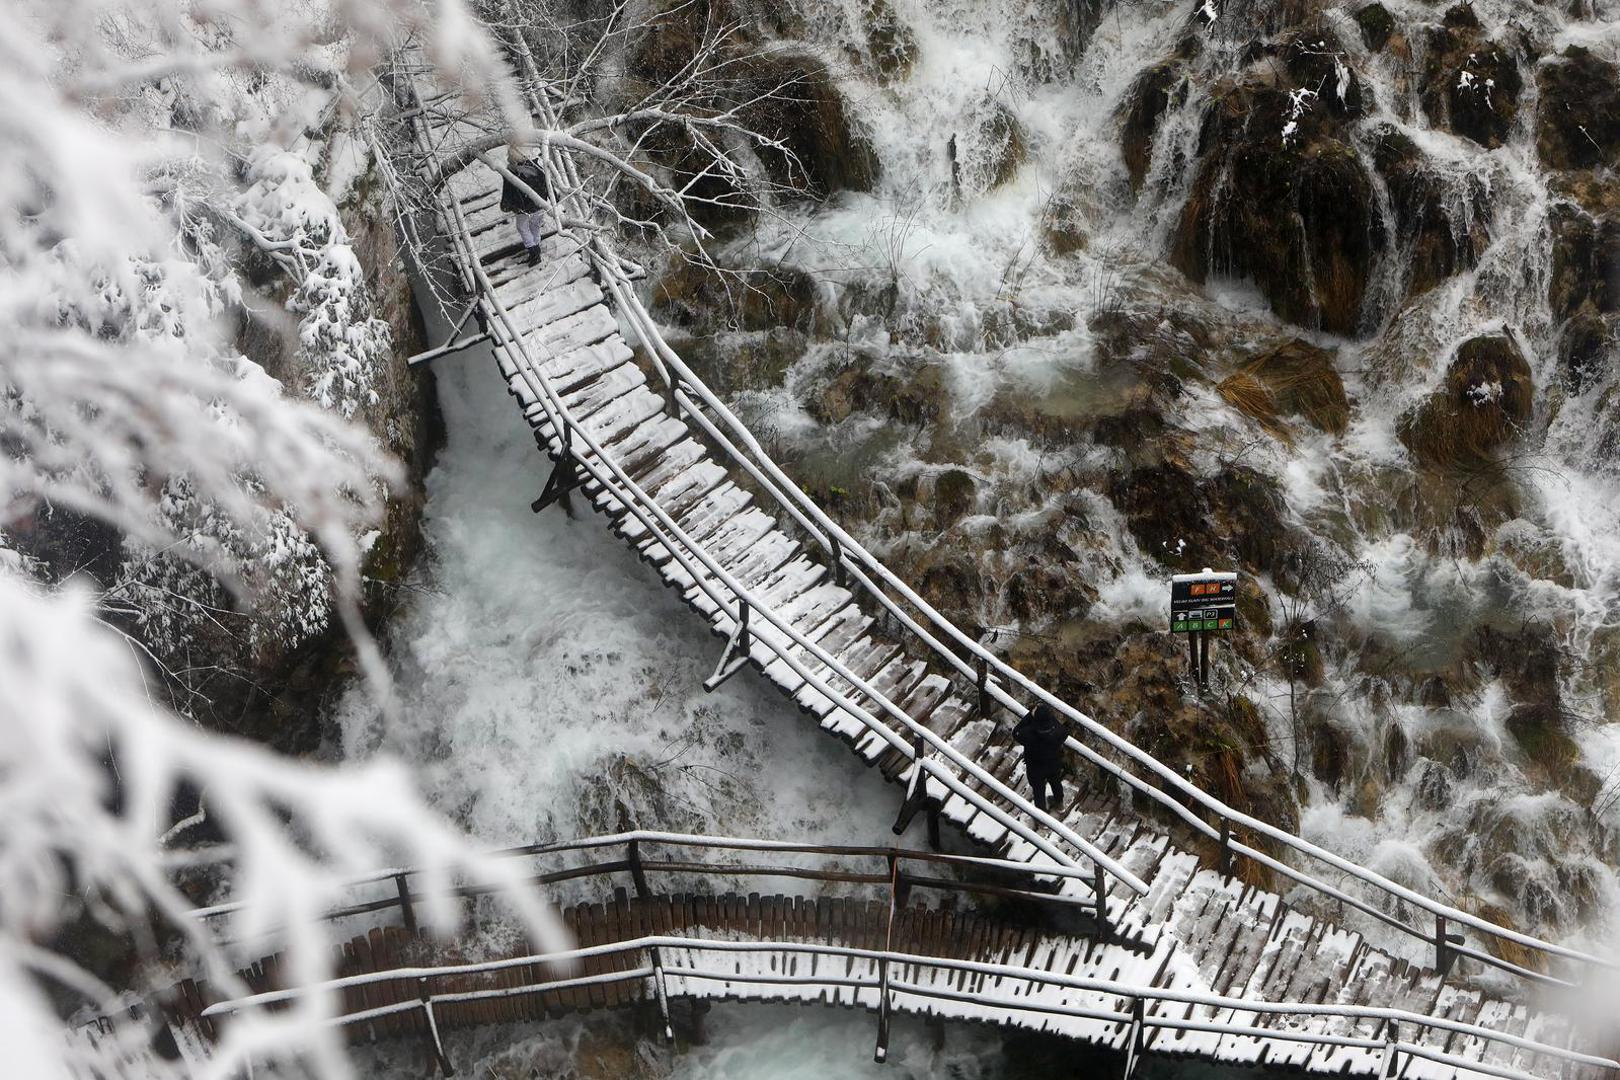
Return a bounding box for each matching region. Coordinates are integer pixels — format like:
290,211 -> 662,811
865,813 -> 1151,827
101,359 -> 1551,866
1014,702 -> 1067,812
501,145 -> 553,267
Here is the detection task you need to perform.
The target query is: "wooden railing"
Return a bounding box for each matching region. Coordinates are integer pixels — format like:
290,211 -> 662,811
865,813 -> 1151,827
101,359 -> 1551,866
192,830 -> 1118,940
201,929 -> 1620,1080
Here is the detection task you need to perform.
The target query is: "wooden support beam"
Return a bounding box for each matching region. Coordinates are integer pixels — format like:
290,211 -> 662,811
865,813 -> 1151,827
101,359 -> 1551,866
703,601 -> 752,691
395,874 -> 417,935
532,450 -> 583,518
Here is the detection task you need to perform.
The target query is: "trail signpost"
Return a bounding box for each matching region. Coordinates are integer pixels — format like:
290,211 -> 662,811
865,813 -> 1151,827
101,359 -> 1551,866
1171,569 -> 1237,688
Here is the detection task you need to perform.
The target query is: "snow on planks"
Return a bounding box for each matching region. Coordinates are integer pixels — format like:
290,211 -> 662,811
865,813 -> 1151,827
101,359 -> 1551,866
164,892 -> 1584,1080
407,101 -> 1586,1079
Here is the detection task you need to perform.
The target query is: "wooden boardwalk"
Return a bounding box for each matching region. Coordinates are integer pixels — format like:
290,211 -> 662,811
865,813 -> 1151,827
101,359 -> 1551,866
165,850 -> 1605,1080
374,40 -> 1614,1080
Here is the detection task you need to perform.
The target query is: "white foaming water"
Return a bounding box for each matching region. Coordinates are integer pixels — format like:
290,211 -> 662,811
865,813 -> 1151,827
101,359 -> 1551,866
337,340 -> 909,852
732,0 -> 1620,950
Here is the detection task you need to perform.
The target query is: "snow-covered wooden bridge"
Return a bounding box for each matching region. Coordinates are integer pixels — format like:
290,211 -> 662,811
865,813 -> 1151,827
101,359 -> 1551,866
361,34 -> 1620,1080
147,833 -> 1607,1080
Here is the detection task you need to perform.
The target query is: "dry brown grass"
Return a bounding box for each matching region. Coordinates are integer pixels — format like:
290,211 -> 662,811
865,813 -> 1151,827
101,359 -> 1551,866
1457,896 -> 1549,975
1219,369 -> 1291,440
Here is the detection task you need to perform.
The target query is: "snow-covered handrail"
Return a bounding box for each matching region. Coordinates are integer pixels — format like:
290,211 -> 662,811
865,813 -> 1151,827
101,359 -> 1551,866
200,933 -> 1619,1080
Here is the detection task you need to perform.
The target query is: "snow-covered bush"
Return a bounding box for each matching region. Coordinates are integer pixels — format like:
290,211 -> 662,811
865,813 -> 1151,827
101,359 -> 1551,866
238,147 -> 391,419
0,0 -> 563,1074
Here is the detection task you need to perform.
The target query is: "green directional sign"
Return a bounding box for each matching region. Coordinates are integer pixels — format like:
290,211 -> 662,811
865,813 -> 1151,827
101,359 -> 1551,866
1170,571 -> 1237,634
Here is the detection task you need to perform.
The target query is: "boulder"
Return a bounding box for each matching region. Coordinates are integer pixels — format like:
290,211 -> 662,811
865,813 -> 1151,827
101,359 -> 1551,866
1172,81 -> 1385,335
1548,203 -> 1620,320
1557,309 -> 1614,395
1120,61 -> 1187,192
1418,6 -> 1523,149
851,0 -> 916,83
807,358 -> 948,426
744,52 -> 880,197
653,260 -> 820,333
1369,124 -> 1490,298
951,96 -> 1027,196
1398,332 -> 1534,467
1536,46 -> 1620,172
1242,338 -> 1350,435
1107,462 -> 1294,575
933,468 -> 978,529
1354,3 -> 1395,51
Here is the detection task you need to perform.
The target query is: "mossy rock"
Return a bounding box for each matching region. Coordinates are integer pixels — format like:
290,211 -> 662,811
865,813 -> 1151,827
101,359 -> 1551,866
1418,6 -> 1523,149
857,0 -> 916,83
1397,333 -> 1534,467
1231,339 -> 1350,436
1278,621 -> 1325,686
1354,3 -> 1395,51
1119,60 -> 1187,193
1172,80 -> 1385,336
1548,203 -> 1620,320
653,260 -> 821,334
1107,462 -> 1294,577
744,51 -> 879,197
1557,309 -> 1615,395
1536,46 -> 1620,172
933,468 -> 978,528
808,359 -> 948,426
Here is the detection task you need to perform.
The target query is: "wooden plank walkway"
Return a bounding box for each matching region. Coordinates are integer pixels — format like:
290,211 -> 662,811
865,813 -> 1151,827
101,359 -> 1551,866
160,888 -> 1592,1080
381,51 -> 1606,1080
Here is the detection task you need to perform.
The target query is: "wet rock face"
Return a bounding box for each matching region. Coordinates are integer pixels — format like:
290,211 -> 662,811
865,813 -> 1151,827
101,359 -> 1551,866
653,260 -> 821,334
1172,76 -> 1384,335
1558,309 -> 1615,395
1221,338 -> 1350,436
847,0 -> 916,83
1418,6 -> 1524,150
1549,203 -> 1620,320
745,51 -> 880,197
1369,125 -> 1490,299
1353,2 -> 1395,52
1536,46 -> 1620,172
1120,60 -> 1187,192
628,6 -> 877,207
951,96 -> 1027,196
1398,332 -> 1535,467
1108,462 -> 1295,578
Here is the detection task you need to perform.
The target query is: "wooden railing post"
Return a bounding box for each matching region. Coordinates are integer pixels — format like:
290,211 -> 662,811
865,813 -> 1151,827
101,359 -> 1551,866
419,978 -> 454,1077
874,852 -> 898,1064
975,656 -> 991,719
1218,820 -> 1233,881
1434,914 -> 1462,977
827,533 -> 846,586
628,840 -> 650,899
1093,862 -> 1111,937
1121,997 -> 1145,1080
664,372 -> 681,418
648,945 -> 674,1044
395,873 -> 417,935
891,734 -> 940,849
1380,1021 -> 1401,1079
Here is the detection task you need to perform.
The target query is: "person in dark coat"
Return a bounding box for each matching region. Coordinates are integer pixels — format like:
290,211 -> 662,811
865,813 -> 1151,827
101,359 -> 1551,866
501,146 -> 553,266
1013,702 -> 1067,812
